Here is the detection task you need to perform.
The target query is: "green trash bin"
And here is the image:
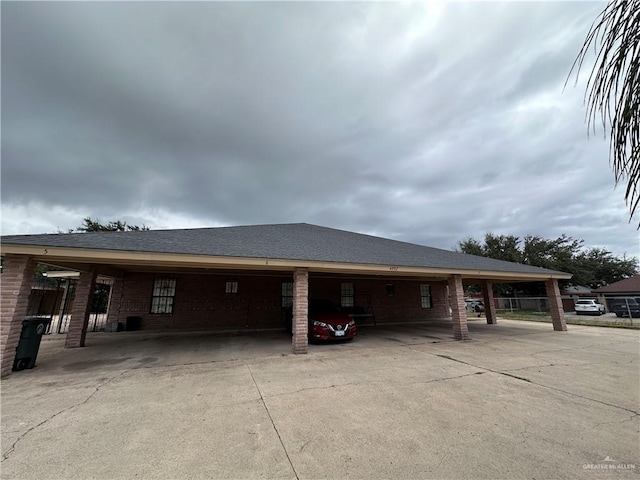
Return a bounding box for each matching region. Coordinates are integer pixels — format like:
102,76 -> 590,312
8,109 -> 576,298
13,317 -> 52,371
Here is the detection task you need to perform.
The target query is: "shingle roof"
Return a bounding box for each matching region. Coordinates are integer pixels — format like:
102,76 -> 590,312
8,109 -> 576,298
592,275 -> 640,294
1,223 -> 568,276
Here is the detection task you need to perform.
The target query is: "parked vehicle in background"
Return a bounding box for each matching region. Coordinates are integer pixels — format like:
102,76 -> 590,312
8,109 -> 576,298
308,299 -> 357,343
465,299 -> 485,317
574,299 -> 606,316
608,298 -> 640,318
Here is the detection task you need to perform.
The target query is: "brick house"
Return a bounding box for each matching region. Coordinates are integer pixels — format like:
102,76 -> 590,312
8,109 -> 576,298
1,223 -> 571,376
591,275 -> 640,310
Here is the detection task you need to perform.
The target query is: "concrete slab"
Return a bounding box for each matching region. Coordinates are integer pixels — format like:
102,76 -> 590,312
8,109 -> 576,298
1,320 -> 638,479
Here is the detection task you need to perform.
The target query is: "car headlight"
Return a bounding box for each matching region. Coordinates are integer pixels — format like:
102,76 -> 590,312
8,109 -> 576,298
313,320 -> 328,328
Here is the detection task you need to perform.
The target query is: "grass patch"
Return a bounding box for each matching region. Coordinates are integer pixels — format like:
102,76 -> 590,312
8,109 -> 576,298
497,311 -> 639,329
499,310 -> 550,320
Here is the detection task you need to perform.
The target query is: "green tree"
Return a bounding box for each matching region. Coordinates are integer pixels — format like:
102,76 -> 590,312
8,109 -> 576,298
573,248 -> 638,288
521,235 -> 584,273
72,217 -> 149,232
569,0 -> 640,223
456,233 -> 638,294
484,234 -> 523,263
456,237 -> 484,257
458,233 -> 523,262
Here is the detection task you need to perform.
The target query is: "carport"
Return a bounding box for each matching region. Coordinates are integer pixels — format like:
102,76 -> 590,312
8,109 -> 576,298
1,223 -> 571,376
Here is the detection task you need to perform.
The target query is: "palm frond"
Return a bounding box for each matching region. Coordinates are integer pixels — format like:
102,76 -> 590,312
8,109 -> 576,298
568,0 -> 640,223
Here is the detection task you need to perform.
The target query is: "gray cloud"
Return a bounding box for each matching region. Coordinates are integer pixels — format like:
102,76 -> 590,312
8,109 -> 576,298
2,2 -> 638,260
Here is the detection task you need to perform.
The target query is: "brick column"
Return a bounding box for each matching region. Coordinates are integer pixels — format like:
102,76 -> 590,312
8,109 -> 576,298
65,269 -> 97,348
1,255 -> 37,376
55,278 -> 74,333
482,280 -> 497,325
448,275 -> 470,340
106,278 -> 124,325
292,268 -> 309,354
545,279 -> 567,332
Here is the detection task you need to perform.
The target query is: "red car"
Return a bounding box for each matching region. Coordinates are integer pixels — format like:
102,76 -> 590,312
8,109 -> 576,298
309,299 -> 357,342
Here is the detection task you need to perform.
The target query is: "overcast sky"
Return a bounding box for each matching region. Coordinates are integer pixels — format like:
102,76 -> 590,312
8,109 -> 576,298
2,1 -> 638,259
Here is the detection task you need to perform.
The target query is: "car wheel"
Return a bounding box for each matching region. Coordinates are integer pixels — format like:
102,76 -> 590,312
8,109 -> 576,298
14,358 -> 29,371
615,313 -> 623,317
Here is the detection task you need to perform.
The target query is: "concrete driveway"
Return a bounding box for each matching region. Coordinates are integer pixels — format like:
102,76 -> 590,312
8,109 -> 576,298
2,319 -> 638,479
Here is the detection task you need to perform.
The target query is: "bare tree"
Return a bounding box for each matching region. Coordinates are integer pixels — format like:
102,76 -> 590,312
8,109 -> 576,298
569,0 -> 639,223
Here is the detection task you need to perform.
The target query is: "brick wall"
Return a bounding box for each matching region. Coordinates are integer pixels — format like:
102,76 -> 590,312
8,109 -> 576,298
111,272 -> 453,332
310,277 -> 450,324
1,255 -> 37,376
116,272 -> 290,331
429,281 -> 450,319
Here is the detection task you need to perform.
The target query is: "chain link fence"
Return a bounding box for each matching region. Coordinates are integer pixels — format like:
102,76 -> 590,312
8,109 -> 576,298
495,297 -> 550,313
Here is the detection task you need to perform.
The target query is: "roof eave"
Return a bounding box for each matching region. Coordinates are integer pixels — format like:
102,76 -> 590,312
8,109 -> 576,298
1,243 -> 572,281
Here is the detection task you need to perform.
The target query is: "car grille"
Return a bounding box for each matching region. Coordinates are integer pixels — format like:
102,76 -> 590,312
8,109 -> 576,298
327,324 -> 349,335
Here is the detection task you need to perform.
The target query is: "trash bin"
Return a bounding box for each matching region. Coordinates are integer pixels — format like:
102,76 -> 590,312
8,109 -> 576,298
125,316 -> 141,331
104,321 -> 124,332
13,317 -> 52,371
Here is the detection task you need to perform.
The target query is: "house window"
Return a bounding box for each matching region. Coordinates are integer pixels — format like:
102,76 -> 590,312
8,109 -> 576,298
386,284 -> 395,296
341,282 -> 354,308
420,284 -> 432,308
150,278 -> 176,314
225,281 -> 238,294
282,281 -> 293,308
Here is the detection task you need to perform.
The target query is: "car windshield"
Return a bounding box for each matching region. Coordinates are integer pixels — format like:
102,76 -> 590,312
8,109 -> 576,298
612,298 -> 639,305
576,301 -> 593,304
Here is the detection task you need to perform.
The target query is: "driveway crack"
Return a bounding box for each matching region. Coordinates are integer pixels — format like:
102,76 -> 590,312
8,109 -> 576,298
245,362 -> 299,480
434,444 -> 453,469
1,369 -> 130,462
430,354 -> 640,416
264,382 -> 368,398
265,372 -> 487,399
592,413 -> 640,429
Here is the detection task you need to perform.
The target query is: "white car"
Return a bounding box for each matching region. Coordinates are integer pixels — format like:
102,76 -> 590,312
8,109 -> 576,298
574,299 -> 606,316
